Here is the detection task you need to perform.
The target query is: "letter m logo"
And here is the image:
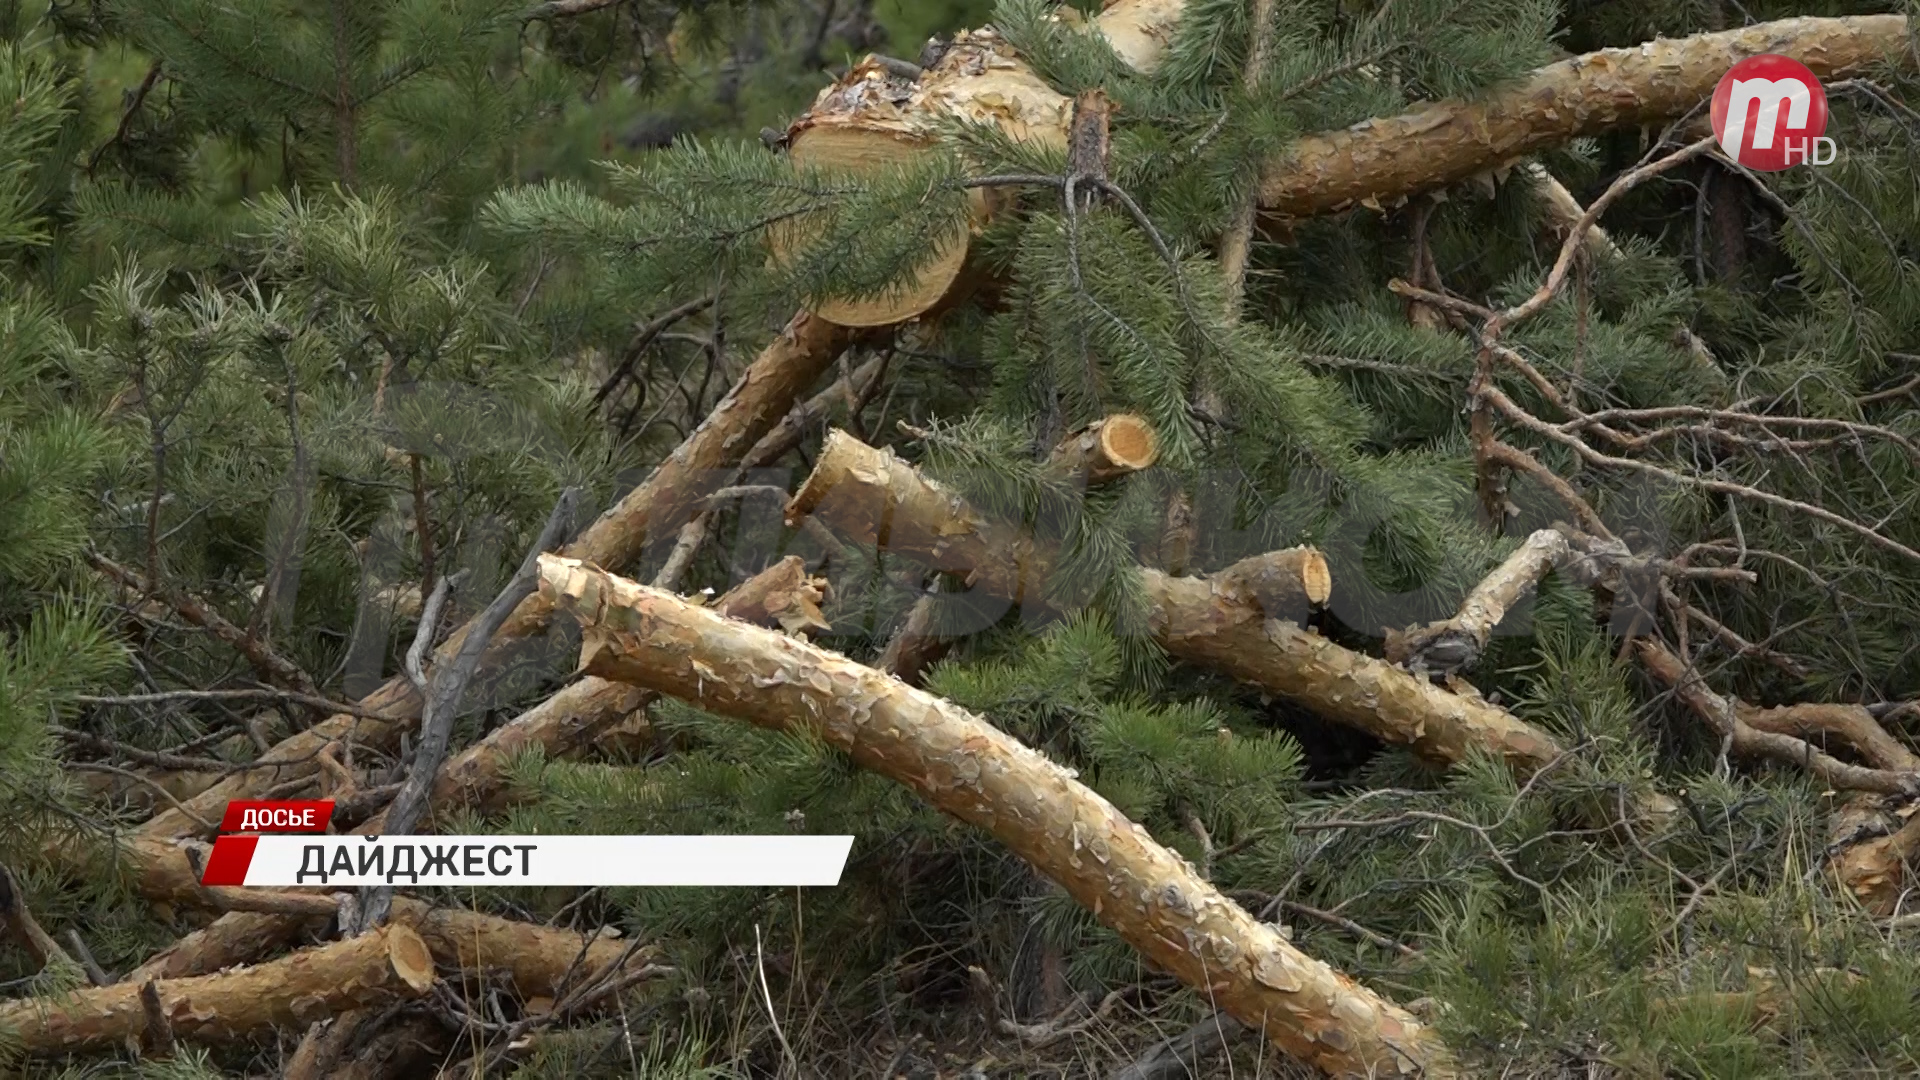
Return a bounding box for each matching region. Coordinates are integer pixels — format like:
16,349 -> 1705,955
1711,55 -> 1828,172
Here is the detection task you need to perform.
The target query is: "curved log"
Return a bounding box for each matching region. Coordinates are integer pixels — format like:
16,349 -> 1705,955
538,554 -> 1450,1078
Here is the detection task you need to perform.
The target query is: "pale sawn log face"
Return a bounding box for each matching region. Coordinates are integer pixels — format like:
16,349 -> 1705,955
537,555 -> 1450,1078
138,311 -> 853,839
0,925 -> 432,1054
789,429 -> 1563,771
1046,413 -> 1161,487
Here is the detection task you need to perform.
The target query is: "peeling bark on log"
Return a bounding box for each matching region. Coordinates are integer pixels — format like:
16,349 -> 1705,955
780,0 -> 1180,326
1385,528 -> 1571,674
1259,16 -> 1910,218
1046,413 -> 1161,486
537,555 -> 1450,1078
0,925 -> 434,1055
788,430 -> 1563,771
139,311 -> 853,839
1834,812 -> 1920,916
1637,640 -> 1920,797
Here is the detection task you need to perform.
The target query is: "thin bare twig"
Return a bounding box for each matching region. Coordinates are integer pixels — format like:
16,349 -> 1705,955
355,488 -> 580,932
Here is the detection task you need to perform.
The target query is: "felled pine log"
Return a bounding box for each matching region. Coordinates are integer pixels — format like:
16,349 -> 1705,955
781,10 -> 1907,327
126,890 -> 652,998
787,429 -> 1563,771
537,555 -> 1450,1078
1046,412 -> 1161,486
138,311 -> 854,840
0,925 -> 434,1055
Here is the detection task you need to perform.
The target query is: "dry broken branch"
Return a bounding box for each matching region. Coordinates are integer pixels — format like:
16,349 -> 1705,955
1386,528 -> 1571,675
1637,639 -> 1920,797
88,550 -> 321,698
538,554 -> 1450,1077
357,487 -> 580,932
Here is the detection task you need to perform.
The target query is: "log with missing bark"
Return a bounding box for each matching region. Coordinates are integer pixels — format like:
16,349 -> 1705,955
536,555 -> 1450,1078
787,429 -> 1563,771
138,311 -> 854,839
0,925 -> 434,1055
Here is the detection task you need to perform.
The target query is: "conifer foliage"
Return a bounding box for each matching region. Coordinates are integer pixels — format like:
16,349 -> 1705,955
3,0 -> 1920,1074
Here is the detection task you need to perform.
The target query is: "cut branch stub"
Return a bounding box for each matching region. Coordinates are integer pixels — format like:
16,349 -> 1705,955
777,0 -> 1181,327
1047,413 -> 1160,486
537,555 -> 1450,1078
1385,528 -> 1570,675
788,430 -> 1563,772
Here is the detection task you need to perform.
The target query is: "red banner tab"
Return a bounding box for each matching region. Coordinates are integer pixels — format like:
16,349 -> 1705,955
200,835 -> 259,886
219,800 -> 335,834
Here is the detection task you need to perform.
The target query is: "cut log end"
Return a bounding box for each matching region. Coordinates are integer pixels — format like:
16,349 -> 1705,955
1047,413 -> 1161,486
385,924 -> 436,993
1097,413 -> 1159,474
785,428 -> 864,525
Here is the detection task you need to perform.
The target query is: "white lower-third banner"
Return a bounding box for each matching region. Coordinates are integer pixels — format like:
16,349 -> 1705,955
201,835 -> 854,888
